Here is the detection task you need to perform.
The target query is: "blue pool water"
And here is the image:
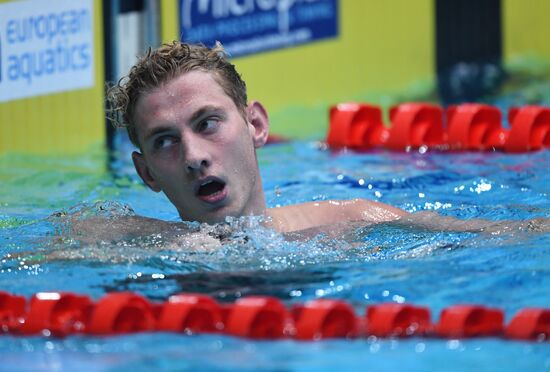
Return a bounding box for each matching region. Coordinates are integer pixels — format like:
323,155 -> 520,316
0,132 -> 549,371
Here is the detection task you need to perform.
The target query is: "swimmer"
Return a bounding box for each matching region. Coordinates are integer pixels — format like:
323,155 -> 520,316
96,41 -> 548,242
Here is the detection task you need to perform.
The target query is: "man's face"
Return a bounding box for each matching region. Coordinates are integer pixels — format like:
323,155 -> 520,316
132,70 -> 269,223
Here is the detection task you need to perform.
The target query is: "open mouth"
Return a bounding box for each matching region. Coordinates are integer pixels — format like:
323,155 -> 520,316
196,178 -> 227,203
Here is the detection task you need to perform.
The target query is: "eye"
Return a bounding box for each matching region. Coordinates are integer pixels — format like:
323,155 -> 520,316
197,118 -> 220,133
153,136 -> 178,150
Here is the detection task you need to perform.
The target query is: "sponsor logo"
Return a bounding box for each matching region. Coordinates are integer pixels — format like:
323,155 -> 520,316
180,0 -> 339,57
0,0 -> 94,103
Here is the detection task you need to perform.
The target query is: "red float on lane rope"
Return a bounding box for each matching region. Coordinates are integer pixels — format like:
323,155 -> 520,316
19,292 -> 92,336
87,292 -> 156,335
446,103 -> 507,150
505,308 -> 549,340
366,303 -> 431,337
224,296 -> 290,339
386,103 -> 444,150
505,106 -> 550,152
157,293 -> 223,333
0,292 -> 26,333
292,299 -> 358,340
436,305 -> 504,338
327,103 -> 387,149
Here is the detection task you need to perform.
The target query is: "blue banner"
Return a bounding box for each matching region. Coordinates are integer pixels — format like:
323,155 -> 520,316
179,0 -> 339,57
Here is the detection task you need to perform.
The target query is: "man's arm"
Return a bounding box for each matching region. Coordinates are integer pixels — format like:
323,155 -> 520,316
266,198 -> 550,234
265,198 -> 406,233
394,210 -> 550,234
68,215 -> 187,243
55,214 -> 222,251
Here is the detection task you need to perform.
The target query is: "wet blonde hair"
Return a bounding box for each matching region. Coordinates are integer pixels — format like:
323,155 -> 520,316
107,41 -> 248,148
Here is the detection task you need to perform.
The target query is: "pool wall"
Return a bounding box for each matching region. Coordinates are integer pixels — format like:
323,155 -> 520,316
1,0 -> 549,155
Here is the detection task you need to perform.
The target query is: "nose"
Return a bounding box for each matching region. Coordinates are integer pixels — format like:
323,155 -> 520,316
186,157 -> 209,173
181,137 -> 210,174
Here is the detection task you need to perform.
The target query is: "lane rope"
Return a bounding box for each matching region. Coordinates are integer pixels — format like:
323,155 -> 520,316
327,103 -> 550,152
1,291 -> 548,341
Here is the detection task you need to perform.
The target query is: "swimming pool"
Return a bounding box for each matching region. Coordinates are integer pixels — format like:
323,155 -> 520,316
1,123 -> 549,370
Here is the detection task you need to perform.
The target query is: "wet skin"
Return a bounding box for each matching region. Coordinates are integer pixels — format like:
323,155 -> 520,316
131,70 -> 408,232
132,70 -> 269,224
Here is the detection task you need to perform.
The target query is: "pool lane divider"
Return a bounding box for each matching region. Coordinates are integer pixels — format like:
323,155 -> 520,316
327,103 -> 550,152
0,291 -> 548,341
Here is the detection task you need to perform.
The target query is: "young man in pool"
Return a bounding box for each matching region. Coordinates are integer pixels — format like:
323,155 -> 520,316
107,41 -> 407,234
104,41 -> 547,239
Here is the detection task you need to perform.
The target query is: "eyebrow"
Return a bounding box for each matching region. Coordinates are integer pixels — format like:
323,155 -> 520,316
142,105 -> 225,142
189,105 -> 224,123
142,125 -> 175,143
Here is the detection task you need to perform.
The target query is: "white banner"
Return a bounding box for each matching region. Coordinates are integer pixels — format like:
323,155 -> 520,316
0,0 -> 94,103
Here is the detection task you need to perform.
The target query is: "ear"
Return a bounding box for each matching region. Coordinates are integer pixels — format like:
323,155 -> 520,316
246,101 -> 269,148
132,151 -> 161,192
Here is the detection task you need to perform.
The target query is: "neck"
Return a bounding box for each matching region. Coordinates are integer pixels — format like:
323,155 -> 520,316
245,173 -> 267,217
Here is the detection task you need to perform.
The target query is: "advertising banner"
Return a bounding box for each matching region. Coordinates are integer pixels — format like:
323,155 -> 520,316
0,0 -> 94,103
180,0 -> 338,57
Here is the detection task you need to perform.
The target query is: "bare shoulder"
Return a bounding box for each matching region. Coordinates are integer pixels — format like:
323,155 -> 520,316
265,198 -> 406,233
